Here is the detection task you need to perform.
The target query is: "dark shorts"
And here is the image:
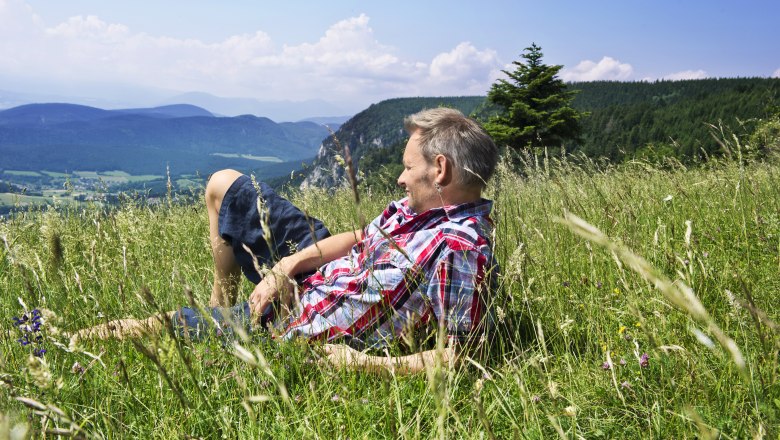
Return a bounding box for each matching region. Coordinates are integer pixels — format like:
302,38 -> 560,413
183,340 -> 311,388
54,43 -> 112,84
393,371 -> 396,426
217,175 -> 331,284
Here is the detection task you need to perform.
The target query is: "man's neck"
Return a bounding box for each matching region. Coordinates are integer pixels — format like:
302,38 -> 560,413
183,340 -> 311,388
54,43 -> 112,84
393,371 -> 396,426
440,188 -> 482,207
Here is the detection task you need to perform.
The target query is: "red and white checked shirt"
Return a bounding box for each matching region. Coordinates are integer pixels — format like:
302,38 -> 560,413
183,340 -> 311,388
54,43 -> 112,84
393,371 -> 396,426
281,197 -> 496,348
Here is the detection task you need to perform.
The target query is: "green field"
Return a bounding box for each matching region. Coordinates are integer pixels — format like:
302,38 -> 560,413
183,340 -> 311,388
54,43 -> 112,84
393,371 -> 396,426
0,150 -> 778,437
211,152 -> 284,162
40,171 -> 70,178
2,170 -> 42,177
0,193 -> 49,206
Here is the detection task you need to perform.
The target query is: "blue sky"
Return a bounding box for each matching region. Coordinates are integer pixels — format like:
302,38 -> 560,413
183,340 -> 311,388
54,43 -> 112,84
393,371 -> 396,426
1,0 -> 778,114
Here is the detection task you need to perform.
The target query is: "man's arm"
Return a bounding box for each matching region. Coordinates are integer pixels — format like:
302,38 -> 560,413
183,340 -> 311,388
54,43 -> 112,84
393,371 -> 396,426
321,343 -> 456,375
248,229 -> 363,316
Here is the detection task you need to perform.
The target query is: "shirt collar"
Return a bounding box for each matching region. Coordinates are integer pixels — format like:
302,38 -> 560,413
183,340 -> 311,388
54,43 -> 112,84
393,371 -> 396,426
394,197 -> 493,222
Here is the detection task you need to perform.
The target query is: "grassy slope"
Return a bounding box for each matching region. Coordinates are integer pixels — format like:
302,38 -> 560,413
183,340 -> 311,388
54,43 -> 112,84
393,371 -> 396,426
0,155 -> 778,438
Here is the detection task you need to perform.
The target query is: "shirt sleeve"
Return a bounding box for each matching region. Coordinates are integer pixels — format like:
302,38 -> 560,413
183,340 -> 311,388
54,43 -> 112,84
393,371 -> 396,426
425,249 -> 489,343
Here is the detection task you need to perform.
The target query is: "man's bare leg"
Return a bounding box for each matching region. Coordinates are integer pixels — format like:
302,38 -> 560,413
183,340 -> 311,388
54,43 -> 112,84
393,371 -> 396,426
205,169 -> 244,307
72,312 -> 176,341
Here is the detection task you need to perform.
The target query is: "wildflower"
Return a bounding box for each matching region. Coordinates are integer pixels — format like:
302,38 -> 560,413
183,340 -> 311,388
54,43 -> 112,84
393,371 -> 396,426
496,306 -> 506,323
71,362 -> 85,375
13,308 -> 46,357
618,325 -> 627,335
331,394 -> 340,402
620,381 -> 631,389
612,287 -> 620,296
601,361 -> 611,370
596,281 -> 602,289
634,322 -> 642,328
531,395 -> 541,403
619,358 -> 627,366
702,252 -> 709,258
562,281 -> 570,287
639,353 -> 650,368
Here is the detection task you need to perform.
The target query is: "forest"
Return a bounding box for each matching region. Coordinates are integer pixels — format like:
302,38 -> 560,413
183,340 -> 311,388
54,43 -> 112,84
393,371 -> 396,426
331,78 -> 780,190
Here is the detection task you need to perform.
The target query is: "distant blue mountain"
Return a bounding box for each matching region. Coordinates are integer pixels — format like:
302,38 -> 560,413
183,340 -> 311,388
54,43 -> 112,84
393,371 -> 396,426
160,91 -> 349,122
0,103 -> 114,125
112,104 -> 214,118
0,103 -> 214,125
0,103 -> 330,176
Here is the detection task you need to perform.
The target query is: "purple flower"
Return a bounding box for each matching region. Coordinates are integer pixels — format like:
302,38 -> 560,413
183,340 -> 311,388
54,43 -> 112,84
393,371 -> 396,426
531,395 -> 541,403
619,358 -> 627,366
639,353 -> 650,368
601,361 -> 611,370
12,308 -> 47,356
620,381 -> 631,389
596,281 -> 603,289
562,281 -> 570,287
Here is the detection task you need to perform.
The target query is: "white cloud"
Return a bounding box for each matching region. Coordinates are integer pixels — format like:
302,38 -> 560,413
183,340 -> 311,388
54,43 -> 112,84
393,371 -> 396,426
560,56 -> 633,81
772,68 -> 780,78
663,69 -> 708,80
429,42 -> 498,81
46,15 -> 129,40
0,3 -> 505,109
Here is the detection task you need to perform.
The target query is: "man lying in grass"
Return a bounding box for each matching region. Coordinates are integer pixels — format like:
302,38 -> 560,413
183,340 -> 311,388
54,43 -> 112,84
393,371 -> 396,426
74,107 -> 499,374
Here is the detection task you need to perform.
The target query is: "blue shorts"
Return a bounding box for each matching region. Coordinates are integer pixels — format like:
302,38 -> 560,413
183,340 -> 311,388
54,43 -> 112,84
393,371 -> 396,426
174,175 -> 331,340
217,175 -> 331,284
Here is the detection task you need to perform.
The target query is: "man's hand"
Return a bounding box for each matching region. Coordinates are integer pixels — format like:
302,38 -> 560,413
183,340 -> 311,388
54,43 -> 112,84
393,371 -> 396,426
248,260 -> 297,322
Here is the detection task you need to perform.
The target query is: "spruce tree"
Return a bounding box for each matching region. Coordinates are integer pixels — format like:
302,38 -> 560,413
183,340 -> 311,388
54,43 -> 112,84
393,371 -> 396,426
484,43 -> 584,162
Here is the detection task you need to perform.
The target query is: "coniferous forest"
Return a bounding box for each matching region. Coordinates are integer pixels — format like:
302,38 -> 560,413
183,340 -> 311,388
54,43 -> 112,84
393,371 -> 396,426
571,78 -> 780,160
345,78 -> 779,190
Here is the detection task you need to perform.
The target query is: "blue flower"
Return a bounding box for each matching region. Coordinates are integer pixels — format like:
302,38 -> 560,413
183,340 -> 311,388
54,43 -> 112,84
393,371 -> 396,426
12,308 -> 47,357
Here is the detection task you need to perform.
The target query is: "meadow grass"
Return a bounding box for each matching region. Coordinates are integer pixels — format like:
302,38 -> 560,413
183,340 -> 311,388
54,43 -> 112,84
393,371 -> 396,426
0,153 -> 778,438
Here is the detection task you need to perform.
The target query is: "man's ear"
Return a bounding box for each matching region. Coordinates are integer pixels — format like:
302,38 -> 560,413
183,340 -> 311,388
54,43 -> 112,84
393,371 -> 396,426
433,154 -> 452,185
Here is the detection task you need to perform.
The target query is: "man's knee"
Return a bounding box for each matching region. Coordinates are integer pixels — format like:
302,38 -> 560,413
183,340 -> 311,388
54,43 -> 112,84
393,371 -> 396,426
206,169 -> 243,209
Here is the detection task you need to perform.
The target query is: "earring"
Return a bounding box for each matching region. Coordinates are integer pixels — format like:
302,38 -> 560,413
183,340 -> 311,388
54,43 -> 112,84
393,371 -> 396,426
434,182 -> 442,194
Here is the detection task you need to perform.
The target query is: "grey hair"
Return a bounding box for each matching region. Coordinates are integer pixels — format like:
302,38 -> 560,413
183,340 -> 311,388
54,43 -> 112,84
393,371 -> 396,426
404,107 -> 498,189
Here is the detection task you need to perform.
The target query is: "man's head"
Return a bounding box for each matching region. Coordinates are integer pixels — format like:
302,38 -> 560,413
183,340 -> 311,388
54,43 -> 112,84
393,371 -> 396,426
397,108 -> 498,213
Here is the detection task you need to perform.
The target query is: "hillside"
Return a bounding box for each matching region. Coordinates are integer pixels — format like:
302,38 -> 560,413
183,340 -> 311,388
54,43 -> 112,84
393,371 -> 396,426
1,155 -> 778,437
298,78 -> 780,189
300,96 -> 485,188
0,103 -> 331,176
570,77 -> 780,159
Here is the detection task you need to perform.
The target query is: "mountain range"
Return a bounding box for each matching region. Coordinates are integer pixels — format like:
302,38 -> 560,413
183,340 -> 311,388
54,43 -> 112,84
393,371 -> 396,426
0,103 -> 338,177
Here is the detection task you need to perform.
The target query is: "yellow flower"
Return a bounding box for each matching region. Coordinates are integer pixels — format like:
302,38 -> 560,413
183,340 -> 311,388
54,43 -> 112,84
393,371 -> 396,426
618,325 -> 627,335
613,288 -> 620,295
635,322 -> 642,328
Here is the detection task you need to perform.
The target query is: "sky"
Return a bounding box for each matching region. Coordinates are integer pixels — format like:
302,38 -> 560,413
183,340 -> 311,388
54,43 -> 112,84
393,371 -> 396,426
1,0 -> 778,116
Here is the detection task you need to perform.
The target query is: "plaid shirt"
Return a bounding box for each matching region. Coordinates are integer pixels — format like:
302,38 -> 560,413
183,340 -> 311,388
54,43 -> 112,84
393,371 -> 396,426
281,197 -> 496,348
